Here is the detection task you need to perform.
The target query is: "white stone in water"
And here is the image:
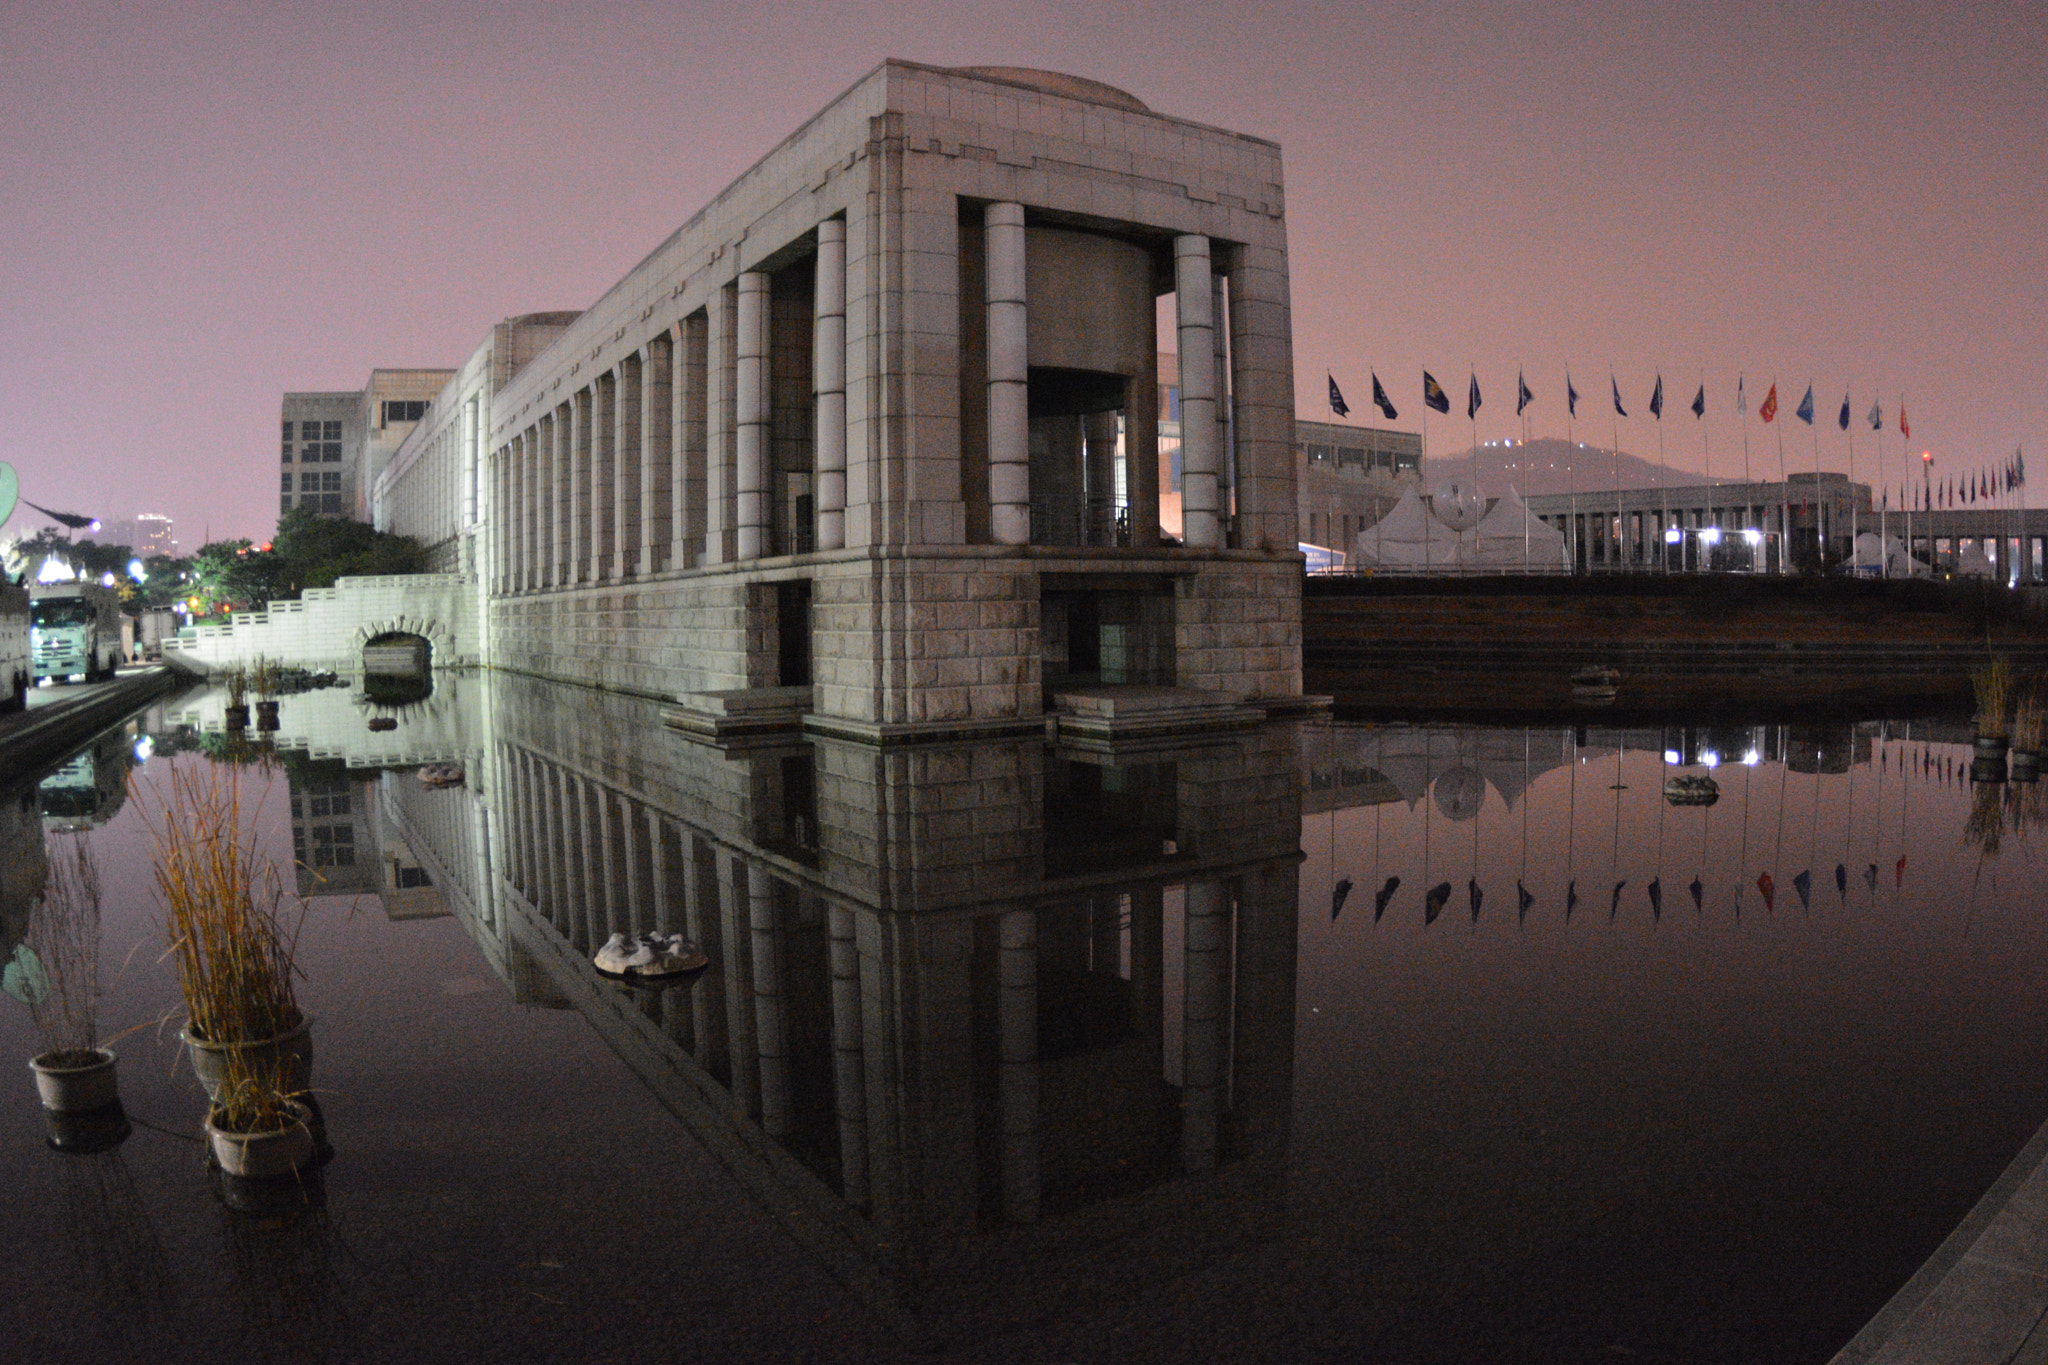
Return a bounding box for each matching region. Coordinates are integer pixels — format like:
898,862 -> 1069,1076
594,932 -> 707,978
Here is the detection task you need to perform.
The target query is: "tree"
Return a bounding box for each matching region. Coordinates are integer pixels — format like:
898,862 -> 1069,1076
268,506 -> 425,595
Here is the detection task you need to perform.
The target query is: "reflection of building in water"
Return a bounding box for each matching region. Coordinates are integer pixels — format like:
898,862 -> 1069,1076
287,761 -> 377,897
0,784 -> 49,965
373,673 -> 1302,1315
38,726 -> 135,832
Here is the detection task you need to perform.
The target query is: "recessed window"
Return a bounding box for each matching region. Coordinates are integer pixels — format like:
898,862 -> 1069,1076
281,473 -> 293,492
280,496 -> 293,513
381,400 -> 428,425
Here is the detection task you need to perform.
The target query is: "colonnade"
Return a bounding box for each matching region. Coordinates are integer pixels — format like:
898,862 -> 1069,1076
381,394 -> 483,573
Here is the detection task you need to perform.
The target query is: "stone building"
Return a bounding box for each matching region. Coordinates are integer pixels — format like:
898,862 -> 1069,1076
375,61 -> 1306,743
282,369 -> 453,521
1293,418 -> 1423,550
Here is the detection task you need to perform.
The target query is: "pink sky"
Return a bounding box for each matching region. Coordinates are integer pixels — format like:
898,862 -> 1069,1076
3,0 -> 2042,547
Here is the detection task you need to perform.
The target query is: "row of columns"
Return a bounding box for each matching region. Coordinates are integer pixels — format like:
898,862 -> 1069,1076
491,223 -> 852,594
980,202 -> 1234,551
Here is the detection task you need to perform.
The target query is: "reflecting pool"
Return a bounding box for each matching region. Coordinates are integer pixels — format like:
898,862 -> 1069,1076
3,677 -> 2045,1364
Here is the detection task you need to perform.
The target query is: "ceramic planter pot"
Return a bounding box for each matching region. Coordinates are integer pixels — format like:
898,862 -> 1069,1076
2013,751 -> 2041,783
255,700 -> 280,731
207,1099 -> 314,1179
1972,754 -> 2008,785
30,1047 -> 119,1113
181,1018 -> 313,1100
223,704 -> 250,729
1974,734 -> 2009,760
45,1104 -> 132,1154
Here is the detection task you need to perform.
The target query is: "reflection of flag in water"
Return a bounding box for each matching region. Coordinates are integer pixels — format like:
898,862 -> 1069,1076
1424,881 -> 1451,925
1792,869 -> 1812,909
1374,875 -> 1400,923
1895,854 -> 1908,887
1468,878 -> 1483,923
1834,864 -> 1848,899
1647,877 -> 1662,921
1610,879 -> 1627,921
1518,880 -> 1534,923
1864,863 -> 1878,893
1757,871 -> 1776,909
1331,877 -> 1352,920
1689,876 -> 1704,912
1566,880 -> 1580,919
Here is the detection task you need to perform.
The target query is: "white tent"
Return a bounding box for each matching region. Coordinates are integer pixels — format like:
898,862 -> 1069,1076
1352,488 -> 1465,571
1463,486 -> 1571,571
1954,541 -> 1996,578
1851,531 -> 1930,577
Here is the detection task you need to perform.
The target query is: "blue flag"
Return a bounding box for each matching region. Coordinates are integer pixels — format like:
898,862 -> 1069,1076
1838,393 -> 1850,430
1423,370 -> 1450,414
1611,377 -> 1628,418
1796,385 -> 1815,425
1567,375 -> 1580,417
1517,372 -> 1533,415
1372,372 -> 1398,420
1467,373 -> 1482,420
1691,384 -> 1705,418
1328,374 -> 1350,418
1649,374 -> 1664,418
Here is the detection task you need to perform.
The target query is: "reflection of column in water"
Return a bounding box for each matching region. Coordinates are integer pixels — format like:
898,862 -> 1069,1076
827,904 -> 868,1210
997,907 -> 1039,1223
717,852 -> 759,1119
1182,880 -> 1230,1175
749,870 -> 791,1138
682,830 -> 727,1073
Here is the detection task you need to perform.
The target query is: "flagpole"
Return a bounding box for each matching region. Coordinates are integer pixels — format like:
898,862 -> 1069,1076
1654,378 -> 1668,575
1699,371 -> 1711,572
1739,376 -> 1755,573
1847,388 -> 1860,575
1568,377 -> 1580,575
1611,375 -> 1624,572
1774,381 -> 1789,575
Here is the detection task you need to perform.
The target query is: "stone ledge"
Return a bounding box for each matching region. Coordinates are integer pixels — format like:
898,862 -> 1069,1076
661,685 -> 816,738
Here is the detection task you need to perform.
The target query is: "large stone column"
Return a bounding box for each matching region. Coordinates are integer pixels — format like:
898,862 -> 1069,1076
615,354 -> 642,579
592,374 -> 615,580
1226,243 -> 1297,554
1176,234 -> 1221,550
814,218 -> 848,553
1181,879 -> 1230,1174
1212,272 -> 1234,531
998,907 -> 1040,1222
748,872 -> 790,1137
735,270 -> 771,561
641,338 -> 670,574
985,202 -> 1030,546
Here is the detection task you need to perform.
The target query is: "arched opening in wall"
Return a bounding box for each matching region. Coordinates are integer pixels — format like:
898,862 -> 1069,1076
362,631 -> 433,707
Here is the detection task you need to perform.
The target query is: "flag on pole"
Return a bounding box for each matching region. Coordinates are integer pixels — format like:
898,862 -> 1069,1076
1649,374 -> 1664,418
2018,450 -> 2027,489
1467,373 -> 1482,420
1567,375 -> 1580,417
1327,374 -> 1349,417
1867,399 -> 1882,430
1837,393 -> 1850,430
1517,372 -> 1534,415
1611,376 -> 1628,418
1371,372 -> 1398,420
1736,377 -> 1747,416
1796,385 -> 1815,425
1760,384 -> 1778,422
1423,370 -> 1450,414
1901,403 -> 1911,439
1691,384 -> 1706,418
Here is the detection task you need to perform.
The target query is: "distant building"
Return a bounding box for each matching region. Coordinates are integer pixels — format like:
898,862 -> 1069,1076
281,370 -> 454,524
102,513 -> 174,556
1293,418 -> 1423,550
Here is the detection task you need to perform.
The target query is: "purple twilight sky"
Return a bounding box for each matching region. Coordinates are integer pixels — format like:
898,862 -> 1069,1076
3,0 -> 2042,548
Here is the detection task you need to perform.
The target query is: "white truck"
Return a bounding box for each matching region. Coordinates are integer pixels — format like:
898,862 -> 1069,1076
29,582 -> 122,686
0,580 -> 27,710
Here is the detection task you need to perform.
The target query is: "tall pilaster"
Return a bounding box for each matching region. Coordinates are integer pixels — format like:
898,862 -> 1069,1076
735,270 -> 771,561
814,218 -> 848,552
615,355 -> 642,579
1176,234 -> 1221,550
1181,879 -> 1230,1174
998,907 -> 1040,1222
985,202 -> 1030,546
827,902 -> 867,1208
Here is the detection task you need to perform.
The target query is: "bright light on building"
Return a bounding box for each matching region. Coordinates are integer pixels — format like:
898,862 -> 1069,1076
36,557 -> 76,583
1701,527 -> 1723,545
1664,528 -> 1683,544
1743,749 -> 1762,766
1702,751 -> 1720,767
1664,748 -> 1682,764
1743,529 -> 1764,546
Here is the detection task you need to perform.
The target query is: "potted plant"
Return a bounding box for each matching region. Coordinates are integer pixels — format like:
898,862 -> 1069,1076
1970,657 -> 2012,762
2011,686 -> 2042,783
144,760 -> 311,1101
222,664 -> 250,730
204,1053 -> 315,1180
251,656 -> 281,731
22,836 -> 123,1120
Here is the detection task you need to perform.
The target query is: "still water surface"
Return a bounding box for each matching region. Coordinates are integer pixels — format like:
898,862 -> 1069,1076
3,676 -> 2045,1364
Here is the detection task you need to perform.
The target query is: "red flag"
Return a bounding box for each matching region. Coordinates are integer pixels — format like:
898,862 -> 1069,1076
1895,854 -> 1907,888
1756,871 -> 1776,910
1900,403 -> 1911,439
1759,385 -> 1779,423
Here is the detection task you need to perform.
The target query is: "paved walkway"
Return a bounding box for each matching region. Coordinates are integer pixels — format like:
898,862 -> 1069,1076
1832,1115 -> 2048,1364
0,665 -> 183,782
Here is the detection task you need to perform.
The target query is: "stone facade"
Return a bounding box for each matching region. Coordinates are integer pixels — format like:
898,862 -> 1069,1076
357,62 -> 1303,740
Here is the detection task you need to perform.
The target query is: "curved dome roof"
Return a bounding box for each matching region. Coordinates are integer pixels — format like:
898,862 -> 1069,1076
949,66 -> 1148,113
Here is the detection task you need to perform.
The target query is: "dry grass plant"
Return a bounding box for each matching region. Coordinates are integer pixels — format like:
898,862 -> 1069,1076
1970,657 -> 2013,738
141,759 -> 305,1049
1966,780 -> 2005,855
26,835 -> 105,1065
2012,686 -> 2045,755
210,1051 -> 304,1135
249,656 -> 279,701
222,663 -> 249,710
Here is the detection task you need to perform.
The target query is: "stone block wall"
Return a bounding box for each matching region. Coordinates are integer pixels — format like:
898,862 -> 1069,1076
162,574 -> 478,676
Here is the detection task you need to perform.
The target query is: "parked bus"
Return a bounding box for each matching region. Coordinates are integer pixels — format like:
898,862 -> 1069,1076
29,583 -> 122,686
